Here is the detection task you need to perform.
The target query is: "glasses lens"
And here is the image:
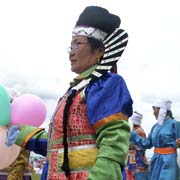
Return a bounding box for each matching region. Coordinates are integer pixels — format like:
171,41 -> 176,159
67,42 -> 88,53
67,43 -> 77,53
67,47 -> 72,53
71,43 -> 77,50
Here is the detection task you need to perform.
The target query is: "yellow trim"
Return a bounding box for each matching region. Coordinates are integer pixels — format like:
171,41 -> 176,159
93,112 -> 128,129
22,128 -> 43,148
59,147 -> 98,170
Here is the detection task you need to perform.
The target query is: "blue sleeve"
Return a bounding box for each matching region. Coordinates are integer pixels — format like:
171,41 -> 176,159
25,131 -> 47,156
85,73 -> 133,126
15,125 -> 48,156
130,130 -> 153,149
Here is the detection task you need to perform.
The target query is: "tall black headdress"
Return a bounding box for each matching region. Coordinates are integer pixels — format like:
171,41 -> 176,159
61,6 -> 128,177
72,6 -> 129,90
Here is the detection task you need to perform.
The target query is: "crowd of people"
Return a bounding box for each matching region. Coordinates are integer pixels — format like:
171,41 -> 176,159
127,99 -> 180,180
1,4 -> 180,180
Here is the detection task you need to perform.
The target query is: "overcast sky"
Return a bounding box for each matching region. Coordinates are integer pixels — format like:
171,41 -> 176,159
0,0 -> 180,158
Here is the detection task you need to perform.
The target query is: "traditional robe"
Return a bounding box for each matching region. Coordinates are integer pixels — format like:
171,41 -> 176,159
16,68 -> 133,180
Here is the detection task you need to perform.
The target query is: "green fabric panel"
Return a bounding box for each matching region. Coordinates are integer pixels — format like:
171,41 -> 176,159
79,65 -> 97,78
31,130 -> 47,139
96,120 -> 130,166
88,120 -> 130,180
87,157 -> 123,180
16,125 -> 46,146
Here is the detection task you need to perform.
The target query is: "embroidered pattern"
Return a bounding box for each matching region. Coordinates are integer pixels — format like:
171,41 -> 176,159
48,93 -> 97,179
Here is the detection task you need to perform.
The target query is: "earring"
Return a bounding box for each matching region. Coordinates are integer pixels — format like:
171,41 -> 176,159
97,58 -> 100,64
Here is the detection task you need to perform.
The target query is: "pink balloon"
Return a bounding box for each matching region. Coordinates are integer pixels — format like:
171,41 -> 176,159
10,94 -> 47,127
0,126 -> 20,169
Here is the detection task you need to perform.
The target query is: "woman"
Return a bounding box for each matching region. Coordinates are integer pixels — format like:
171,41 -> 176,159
130,99 -> 180,180
126,111 -> 148,180
6,6 -> 133,180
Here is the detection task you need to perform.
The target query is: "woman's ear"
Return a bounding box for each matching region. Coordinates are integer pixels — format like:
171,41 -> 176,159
97,47 -> 104,59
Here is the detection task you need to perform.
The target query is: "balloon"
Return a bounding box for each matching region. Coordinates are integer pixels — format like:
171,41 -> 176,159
10,94 -> 47,127
0,126 -> 20,169
0,84 -> 10,126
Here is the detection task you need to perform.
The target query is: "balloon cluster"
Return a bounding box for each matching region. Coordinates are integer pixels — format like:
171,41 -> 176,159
0,84 -> 47,127
0,84 -> 47,169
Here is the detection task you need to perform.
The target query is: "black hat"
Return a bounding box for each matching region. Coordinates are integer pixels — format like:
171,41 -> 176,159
76,6 -> 121,35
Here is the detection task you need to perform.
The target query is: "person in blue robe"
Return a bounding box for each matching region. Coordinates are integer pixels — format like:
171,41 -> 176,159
130,99 -> 180,180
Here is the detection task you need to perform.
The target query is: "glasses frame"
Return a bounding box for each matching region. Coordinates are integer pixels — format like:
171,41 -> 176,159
67,42 -> 89,53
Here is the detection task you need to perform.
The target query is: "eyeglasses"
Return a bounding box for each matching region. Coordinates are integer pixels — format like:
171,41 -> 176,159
67,42 -> 89,53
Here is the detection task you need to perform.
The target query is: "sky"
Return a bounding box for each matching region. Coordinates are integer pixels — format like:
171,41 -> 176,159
0,0 -> 180,158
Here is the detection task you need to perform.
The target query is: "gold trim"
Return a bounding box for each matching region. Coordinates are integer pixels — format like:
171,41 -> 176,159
22,128 -> 43,148
93,112 -> 128,129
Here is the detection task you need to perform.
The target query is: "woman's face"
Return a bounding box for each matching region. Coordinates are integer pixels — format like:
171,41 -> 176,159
69,35 -> 104,74
152,107 -> 160,119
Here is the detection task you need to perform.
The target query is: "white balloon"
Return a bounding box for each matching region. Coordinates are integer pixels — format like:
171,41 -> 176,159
0,126 -> 20,169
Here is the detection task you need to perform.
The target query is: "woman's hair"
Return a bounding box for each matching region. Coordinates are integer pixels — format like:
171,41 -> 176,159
87,37 -> 104,50
87,37 -> 105,60
61,89 -> 76,176
166,110 -> 174,119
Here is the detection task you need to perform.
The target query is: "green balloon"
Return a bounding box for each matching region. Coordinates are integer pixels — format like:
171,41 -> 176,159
0,85 -> 10,126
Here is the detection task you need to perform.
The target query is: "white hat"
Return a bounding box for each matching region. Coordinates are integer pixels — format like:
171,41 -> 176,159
152,99 -> 172,125
130,111 -> 143,125
152,98 -> 172,110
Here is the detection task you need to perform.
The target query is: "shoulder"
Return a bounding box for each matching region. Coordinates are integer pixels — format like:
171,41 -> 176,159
151,123 -> 158,130
171,119 -> 180,126
85,72 -> 132,102
167,118 -> 178,125
86,72 -> 127,92
98,72 -> 125,84
84,72 -> 133,119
